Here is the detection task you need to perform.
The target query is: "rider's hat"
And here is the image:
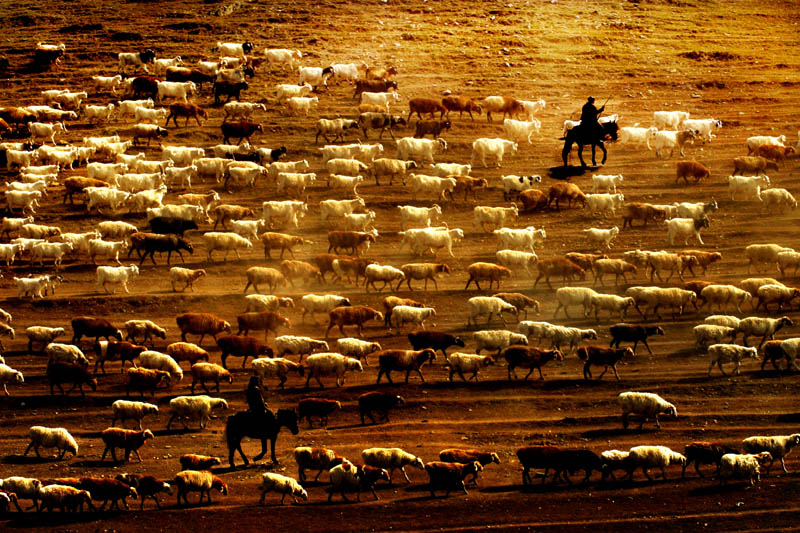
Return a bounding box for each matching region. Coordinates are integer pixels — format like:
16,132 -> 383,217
587,96 -> 595,103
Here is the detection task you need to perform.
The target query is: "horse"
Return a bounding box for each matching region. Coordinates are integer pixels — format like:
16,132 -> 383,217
225,408 -> 299,468
561,120 -> 619,167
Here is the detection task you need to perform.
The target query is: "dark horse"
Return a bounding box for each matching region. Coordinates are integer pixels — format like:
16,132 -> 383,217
225,408 -> 299,468
561,120 -> 619,167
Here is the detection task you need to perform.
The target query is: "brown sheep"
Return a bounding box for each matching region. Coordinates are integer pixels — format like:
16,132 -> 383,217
452,175 -> 489,202
260,232 -> 310,259
236,310 -> 290,341
325,306 -> 384,338
684,280 -> 718,308
72,316 -> 123,345
464,262 -> 511,290
414,119 -> 451,139
622,202 -> 668,228
311,253 -> 349,282
63,177 -> 108,205
279,259 -> 322,287
676,161 -> 710,184
47,362 -> 98,397
480,96 -> 524,122
593,258 -> 638,286
216,335 -> 273,369
438,448 -> 499,484
534,258 -> 586,288
327,230 -> 376,257
492,292 -> 540,320
115,473 -> 172,510
333,257 -> 377,285
101,428 -> 154,462
502,345 -> 564,381
358,103 -> 385,114
365,65 -> 398,81
94,341 -> 147,374
441,95 -> 482,120
180,454 -> 221,471
565,252 -> 608,273
383,296 -> 426,327
166,342 -> 210,367
243,267 -> 286,293
166,102 -> 208,127
125,367 -> 171,396
679,250 -> 722,275
297,398 -> 342,428
547,182 -> 586,210
399,262 -> 451,290
407,98 -> 447,121
732,156 -> 779,176
353,79 -> 398,98
376,348 -> 436,383
175,313 -> 232,346
209,204 -> 256,230
754,144 -> 795,163
221,120 -> 262,145
518,189 -> 549,213
0,106 -> 36,129
576,345 -> 633,381
190,362 -> 233,393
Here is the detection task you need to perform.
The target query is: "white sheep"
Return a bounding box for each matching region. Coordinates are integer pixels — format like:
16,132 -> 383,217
501,174 -> 540,200
625,445 -> 686,480
361,447 -> 425,483
399,227 -> 464,258
742,434 -> 800,475
258,472 -> 307,505
618,391 -> 677,429
398,204 -> 442,230
245,294 -> 294,313
0,363 -> 24,395
666,217 -> 710,246
496,249 -> 538,277
493,226 -> 546,252
729,174 -> 767,202
473,205 -> 518,232
45,343 -> 90,366
554,287 -> 599,318
170,267 -> 207,292
274,335 -> 329,361
25,326 -> 65,352
761,188 -> 797,213
737,316 -> 793,348
473,329 -> 528,355
600,450 -> 631,481
626,286 -> 696,320
517,321 -> 558,344
139,350 -> 183,381
364,264 -> 405,292
111,399 -> 159,430
589,294 -> 636,320
585,193 -> 625,217
97,265 -> 139,294
548,326 -> 598,354
24,426 -> 78,459
777,251 -> 800,278
167,395 -> 228,430
740,277 -> 786,298
694,325 -> 737,352
701,284 -> 752,313
123,319 -> 167,346
38,485 -> 93,512
756,284 -> 800,313
0,476 -> 43,510
446,352 -> 494,381
591,174 -> 624,194
408,174 -> 457,201
305,353 -> 363,388
719,452 -> 773,486
300,294 -> 350,325
583,226 -> 620,249
467,297 -> 518,327
704,315 -> 742,330
203,232 -> 254,261
336,338 -> 382,365
470,137 -> 518,168
390,305 -> 436,332
707,343 -> 758,376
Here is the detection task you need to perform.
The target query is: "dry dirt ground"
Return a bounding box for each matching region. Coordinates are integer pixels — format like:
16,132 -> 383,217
0,0 -> 799,531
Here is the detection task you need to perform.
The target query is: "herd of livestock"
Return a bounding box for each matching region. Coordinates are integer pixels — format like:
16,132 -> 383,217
0,37 -> 797,514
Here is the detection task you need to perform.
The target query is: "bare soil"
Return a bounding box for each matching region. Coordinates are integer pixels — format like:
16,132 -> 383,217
0,0 -> 799,531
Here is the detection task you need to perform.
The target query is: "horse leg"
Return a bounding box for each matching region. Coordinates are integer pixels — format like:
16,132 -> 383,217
561,140 -> 572,167
253,437 -> 267,462
270,436 -> 279,464
599,143 -> 608,165
591,144 -> 597,166
577,144 -> 587,167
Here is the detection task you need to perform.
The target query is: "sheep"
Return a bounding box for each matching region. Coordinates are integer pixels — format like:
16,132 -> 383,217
179,454 -> 221,472
190,363 -> 233,394
756,284 -> 800,312
473,329 -> 528,355
176,313 -> 232,346
258,473 -> 307,506
649,129 -> 696,158
236,310 -> 290,342
94,341 -> 146,375
704,315 -> 742,330
583,226 -> 620,250
517,321 -> 559,345
438,449 -> 500,486
390,306 -> 437,333
625,446 -> 687,481
465,296 -> 517,329
591,259 -> 637,287
361,448 -> 425,484
275,83 -> 312,102
682,442 -> 741,478
398,205 -> 441,230
169,267 -> 207,292
24,426 -> 78,459
125,367 -> 171,397
217,335 -> 273,369
700,285 -> 752,313
304,352 -> 363,388
25,326 -> 65,352
273,335 -> 328,361
745,244 -> 795,273
294,447 -> 343,483
599,450 -> 631,481
300,294 -> 350,325
327,230 -> 377,257
46,343 -> 90,367
297,398 -> 341,428
100,428 -> 154,463
443,352 -> 492,382
585,193 -> 625,217
96,265 -> 139,294
375,348 -> 436,384
722,315 -> 788,349
0,364 -> 24,396
139,350 -> 184,382
167,395 -> 228,430
361,264 -> 403,293
728,174 -> 768,202
546,326 -> 597,354
0,476 -> 42,511
627,286 -> 697,320
618,391 -> 677,429
399,227 -> 464,258
121,320 -> 167,347
243,267 -> 286,294
675,161 -> 710,184
464,263 -> 512,292
742,434 -> 800,475
397,137 -> 448,164
361,91 -> 400,112
707,343 -> 758,376
733,156 -> 779,176
719,452 -> 773,486
113,474 -> 171,511
38,485 -> 94,512
203,231 -> 254,261
694,325 -> 737,352
173,470 -> 228,506
762,188 -> 798,213
325,305 -> 383,338
408,173 -> 457,201
552,287 -> 600,319
111,400 -> 158,430
372,158 -> 416,185
494,227 -> 546,253
534,257 -> 586,289
46,362 -> 97,397
251,357 -> 304,388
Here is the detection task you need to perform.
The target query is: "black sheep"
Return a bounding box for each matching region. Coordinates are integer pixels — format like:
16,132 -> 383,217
358,391 -> 404,425
609,323 -> 664,354
407,330 -> 465,359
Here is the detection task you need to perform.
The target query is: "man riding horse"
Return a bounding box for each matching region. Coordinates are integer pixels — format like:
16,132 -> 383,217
562,96 -> 618,168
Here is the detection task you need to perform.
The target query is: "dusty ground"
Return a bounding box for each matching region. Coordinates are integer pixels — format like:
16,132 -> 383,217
0,0 -> 799,531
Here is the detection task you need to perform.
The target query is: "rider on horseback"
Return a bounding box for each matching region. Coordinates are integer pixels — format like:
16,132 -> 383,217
246,376 -> 269,417
580,96 -> 605,137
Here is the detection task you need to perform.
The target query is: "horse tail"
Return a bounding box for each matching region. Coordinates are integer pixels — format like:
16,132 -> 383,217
223,414 -> 234,447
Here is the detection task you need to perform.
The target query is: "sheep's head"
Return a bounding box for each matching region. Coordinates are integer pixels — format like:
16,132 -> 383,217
755,452 -> 773,466
412,457 -> 425,470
